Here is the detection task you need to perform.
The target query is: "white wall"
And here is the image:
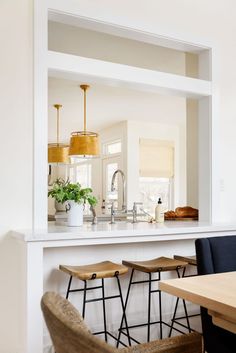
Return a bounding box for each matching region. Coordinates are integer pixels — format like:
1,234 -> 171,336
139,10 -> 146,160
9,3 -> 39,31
186,99 -> 199,208
0,1 -> 33,352
56,0 -> 236,222
186,54 -> 199,208
48,78 -> 187,136
2,1 -> 236,351
48,21 -> 186,75
126,120 -> 186,209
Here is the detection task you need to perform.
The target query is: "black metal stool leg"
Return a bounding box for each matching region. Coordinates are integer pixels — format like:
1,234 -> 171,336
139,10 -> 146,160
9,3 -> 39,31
66,276 -> 73,299
116,269 -> 134,347
169,267 -> 191,337
61,262 -> 131,347
168,269 -> 182,337
115,274 -> 131,346
158,271 -> 163,339
168,296 -> 180,337
101,278 -> 108,342
82,280 -> 87,319
176,267 -> 191,333
147,272 -> 152,342
182,299 -> 191,333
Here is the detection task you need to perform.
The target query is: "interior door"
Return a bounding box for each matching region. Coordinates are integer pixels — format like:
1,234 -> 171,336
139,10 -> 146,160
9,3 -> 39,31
102,155 -> 122,212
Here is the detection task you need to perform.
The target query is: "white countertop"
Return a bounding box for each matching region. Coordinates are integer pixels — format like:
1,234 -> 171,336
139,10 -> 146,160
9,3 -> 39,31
12,221 -> 236,246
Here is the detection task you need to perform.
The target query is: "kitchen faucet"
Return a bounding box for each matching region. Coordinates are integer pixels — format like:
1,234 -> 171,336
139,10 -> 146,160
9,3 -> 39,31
110,169 -> 126,212
90,205 -> 97,225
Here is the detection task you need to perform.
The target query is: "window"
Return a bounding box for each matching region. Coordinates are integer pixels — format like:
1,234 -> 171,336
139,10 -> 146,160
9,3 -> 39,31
103,140 -> 121,155
105,162 -> 119,209
139,139 -> 174,215
68,162 -> 92,188
102,140 -> 122,211
75,164 -> 92,188
139,177 -> 172,216
68,161 -> 92,214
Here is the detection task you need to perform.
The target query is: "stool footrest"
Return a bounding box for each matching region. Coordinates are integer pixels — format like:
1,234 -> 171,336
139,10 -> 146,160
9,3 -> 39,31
170,312 -> 200,333
118,330 -> 140,345
93,330 -> 127,347
120,320 -> 171,330
131,278 -> 160,285
85,295 -> 121,303
67,285 -> 102,294
119,319 -> 190,338
172,313 -> 200,320
170,320 -> 197,332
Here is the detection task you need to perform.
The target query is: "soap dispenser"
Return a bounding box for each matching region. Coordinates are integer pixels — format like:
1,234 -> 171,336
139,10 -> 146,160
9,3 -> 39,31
155,198 -> 164,223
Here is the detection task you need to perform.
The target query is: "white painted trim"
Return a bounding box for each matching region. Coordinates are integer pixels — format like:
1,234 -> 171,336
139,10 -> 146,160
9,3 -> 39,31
33,0 -> 48,230
14,227 -> 235,353
29,3 -> 221,353
47,0 -> 211,53
210,48 -> 220,222
48,51 -> 212,99
20,241 -> 44,353
34,0 -> 218,228
199,49 -> 212,80
198,96 -> 212,221
13,222 -> 236,245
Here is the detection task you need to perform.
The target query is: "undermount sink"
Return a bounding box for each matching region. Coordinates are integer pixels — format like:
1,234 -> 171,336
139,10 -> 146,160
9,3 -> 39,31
84,215 -> 148,223
50,212 -> 149,225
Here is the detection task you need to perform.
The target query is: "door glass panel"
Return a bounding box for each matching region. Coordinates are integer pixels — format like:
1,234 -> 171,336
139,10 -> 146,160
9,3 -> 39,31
106,162 -> 118,208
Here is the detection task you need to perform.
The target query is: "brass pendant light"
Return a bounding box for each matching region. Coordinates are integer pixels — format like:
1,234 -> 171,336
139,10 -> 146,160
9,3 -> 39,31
48,104 -> 69,163
69,85 -> 99,158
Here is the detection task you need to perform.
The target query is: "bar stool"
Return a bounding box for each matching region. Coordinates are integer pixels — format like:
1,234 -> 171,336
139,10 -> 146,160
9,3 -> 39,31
174,255 -> 197,267
117,256 -> 188,345
168,255 -> 199,337
59,261 -> 131,346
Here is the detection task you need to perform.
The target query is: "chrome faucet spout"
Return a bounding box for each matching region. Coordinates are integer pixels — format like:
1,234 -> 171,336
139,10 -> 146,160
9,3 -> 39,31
110,169 -> 126,212
109,201 -> 116,224
90,206 -> 97,225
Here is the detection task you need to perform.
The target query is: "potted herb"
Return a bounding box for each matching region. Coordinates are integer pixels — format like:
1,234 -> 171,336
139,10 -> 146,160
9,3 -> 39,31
48,178 -> 97,226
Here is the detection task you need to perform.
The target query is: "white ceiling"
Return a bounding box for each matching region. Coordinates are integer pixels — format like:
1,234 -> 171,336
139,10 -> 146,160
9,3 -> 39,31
48,77 -> 186,142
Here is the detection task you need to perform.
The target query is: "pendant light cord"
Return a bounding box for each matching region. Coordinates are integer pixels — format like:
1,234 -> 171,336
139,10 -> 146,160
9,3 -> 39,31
84,88 -> 87,133
80,84 -> 89,134
54,104 -> 62,146
57,106 -> 59,145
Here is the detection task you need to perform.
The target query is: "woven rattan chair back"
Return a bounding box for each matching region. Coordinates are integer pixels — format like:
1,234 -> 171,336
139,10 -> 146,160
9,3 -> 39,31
41,292 -> 203,353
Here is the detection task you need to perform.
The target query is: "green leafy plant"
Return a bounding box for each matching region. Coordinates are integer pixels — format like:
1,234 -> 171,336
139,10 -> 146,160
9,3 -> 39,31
48,178 -> 97,207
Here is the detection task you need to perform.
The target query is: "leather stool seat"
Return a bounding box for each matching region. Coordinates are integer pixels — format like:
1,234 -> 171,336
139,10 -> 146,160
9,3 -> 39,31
60,260 -> 130,346
118,256 -> 188,344
174,255 -> 197,266
60,261 -> 128,281
122,256 -> 187,273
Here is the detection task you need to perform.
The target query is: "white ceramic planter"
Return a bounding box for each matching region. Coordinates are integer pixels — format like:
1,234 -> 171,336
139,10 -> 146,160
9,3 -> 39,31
55,200 -> 66,212
66,201 -> 83,227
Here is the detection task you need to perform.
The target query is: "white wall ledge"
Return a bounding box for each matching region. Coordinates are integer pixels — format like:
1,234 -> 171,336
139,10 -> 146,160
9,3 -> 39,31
13,221 -> 236,245
13,220 -> 236,353
48,51 -> 212,99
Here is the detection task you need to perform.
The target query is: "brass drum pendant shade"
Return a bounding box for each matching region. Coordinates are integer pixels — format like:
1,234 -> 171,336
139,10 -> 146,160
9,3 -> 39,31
69,85 -> 99,157
48,104 -> 69,163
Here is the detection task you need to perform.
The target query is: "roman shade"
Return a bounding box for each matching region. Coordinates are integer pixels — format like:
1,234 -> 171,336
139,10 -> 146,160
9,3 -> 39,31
139,139 -> 174,178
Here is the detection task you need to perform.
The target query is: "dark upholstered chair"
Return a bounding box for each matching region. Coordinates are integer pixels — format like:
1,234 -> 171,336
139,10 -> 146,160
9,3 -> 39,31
195,235 -> 236,353
41,292 -> 203,353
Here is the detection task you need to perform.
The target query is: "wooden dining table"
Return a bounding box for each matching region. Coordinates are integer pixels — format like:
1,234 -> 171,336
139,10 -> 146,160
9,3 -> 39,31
159,271 -> 236,334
